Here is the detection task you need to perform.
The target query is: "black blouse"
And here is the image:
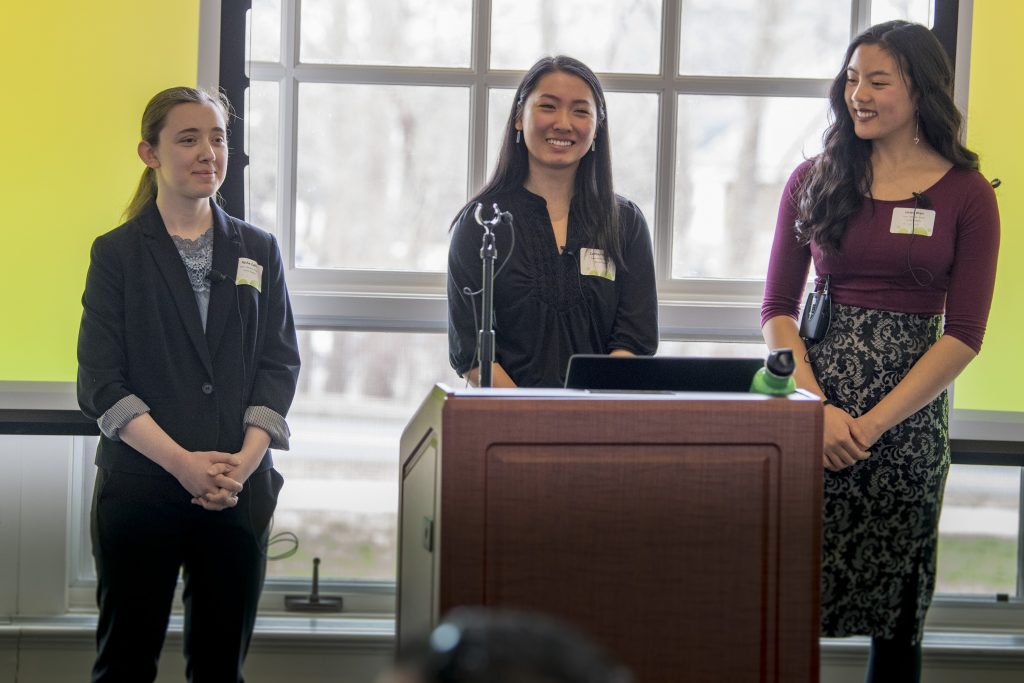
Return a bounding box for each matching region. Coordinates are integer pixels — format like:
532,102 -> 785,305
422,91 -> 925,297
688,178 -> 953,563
448,186 -> 659,387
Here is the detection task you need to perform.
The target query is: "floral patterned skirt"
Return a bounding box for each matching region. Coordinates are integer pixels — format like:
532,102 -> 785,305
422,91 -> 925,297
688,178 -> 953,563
808,303 -> 948,644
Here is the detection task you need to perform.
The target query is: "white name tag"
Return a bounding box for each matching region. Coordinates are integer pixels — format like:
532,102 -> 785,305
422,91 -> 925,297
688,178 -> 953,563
235,257 -> 263,291
890,207 -> 936,236
578,248 -> 616,281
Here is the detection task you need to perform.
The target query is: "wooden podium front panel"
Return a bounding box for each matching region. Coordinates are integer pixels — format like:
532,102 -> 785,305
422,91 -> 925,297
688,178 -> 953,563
397,388 -> 821,683
483,444 -> 778,681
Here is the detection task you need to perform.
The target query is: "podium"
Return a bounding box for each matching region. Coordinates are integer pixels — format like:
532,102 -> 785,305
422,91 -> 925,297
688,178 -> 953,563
398,385 -> 822,682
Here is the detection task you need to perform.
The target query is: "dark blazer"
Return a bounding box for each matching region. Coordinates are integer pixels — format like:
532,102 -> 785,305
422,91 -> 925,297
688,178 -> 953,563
77,200 -> 301,476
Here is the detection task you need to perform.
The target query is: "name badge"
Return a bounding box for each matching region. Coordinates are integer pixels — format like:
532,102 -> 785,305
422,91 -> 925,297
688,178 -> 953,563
235,257 -> 263,291
890,207 -> 936,236
579,248 -> 616,281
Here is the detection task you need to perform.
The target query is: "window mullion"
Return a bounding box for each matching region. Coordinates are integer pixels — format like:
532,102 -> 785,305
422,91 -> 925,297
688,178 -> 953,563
197,0 -> 222,90
469,0 -> 492,198
652,0 -> 682,290
278,0 -> 300,271
852,0 -> 871,35
288,64 -> 480,86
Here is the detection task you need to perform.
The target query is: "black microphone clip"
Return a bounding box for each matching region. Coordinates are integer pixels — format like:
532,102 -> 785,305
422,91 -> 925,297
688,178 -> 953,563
206,269 -> 228,284
911,192 -> 932,209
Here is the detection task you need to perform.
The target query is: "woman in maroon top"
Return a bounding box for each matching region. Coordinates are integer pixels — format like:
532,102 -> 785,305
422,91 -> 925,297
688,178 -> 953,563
761,21 -> 999,682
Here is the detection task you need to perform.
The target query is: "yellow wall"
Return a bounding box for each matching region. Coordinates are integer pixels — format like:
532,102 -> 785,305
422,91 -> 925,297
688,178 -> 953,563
0,1 -> 200,381
956,0 -> 1023,412
0,2 -> 1019,412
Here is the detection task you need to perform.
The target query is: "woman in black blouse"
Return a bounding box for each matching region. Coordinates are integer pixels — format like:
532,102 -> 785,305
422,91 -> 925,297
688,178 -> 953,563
448,55 -> 658,387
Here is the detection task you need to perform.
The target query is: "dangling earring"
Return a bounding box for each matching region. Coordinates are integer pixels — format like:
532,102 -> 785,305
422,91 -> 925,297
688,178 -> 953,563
516,130 -> 522,144
913,117 -> 920,145
591,140 -> 596,153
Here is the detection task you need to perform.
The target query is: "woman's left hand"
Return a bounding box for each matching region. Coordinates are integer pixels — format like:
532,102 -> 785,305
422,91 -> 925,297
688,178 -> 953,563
822,405 -> 871,471
192,425 -> 273,511
192,460 -> 245,510
191,452 -> 260,511
849,415 -> 884,453
192,487 -> 240,511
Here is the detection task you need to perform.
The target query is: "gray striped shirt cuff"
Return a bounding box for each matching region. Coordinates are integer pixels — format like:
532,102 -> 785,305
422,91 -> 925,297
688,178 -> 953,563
244,405 -> 291,450
98,394 -> 150,441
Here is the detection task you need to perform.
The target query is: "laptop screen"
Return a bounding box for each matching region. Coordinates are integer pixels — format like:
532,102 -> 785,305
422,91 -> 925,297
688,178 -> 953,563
563,355 -> 765,392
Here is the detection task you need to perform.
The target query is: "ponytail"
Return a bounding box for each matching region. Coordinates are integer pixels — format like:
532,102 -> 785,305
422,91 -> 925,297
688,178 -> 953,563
123,167 -> 158,222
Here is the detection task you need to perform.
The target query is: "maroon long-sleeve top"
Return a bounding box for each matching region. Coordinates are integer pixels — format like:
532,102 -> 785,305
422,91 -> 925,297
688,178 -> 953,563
761,160 -> 1000,353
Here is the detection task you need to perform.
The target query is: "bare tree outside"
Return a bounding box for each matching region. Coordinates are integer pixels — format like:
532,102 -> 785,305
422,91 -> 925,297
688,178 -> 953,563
491,0 -> 662,73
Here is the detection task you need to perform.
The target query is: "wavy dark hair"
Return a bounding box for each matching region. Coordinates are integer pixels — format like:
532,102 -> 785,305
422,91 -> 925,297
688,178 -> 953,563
452,55 -> 622,266
795,20 -> 979,253
124,86 -> 233,222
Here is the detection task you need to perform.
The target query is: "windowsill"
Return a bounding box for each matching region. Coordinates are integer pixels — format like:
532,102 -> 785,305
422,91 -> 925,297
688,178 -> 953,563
0,613 -> 394,648
3,614 -> 1022,661
822,632 -> 1024,664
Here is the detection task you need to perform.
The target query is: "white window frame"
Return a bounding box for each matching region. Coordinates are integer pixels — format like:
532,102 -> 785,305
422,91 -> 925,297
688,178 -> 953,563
189,0 -> 1024,631
242,0 -> 868,342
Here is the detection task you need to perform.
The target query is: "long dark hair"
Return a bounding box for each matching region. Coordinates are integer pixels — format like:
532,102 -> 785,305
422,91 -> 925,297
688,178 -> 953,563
124,86 -> 232,222
453,55 -> 622,266
795,20 -> 979,253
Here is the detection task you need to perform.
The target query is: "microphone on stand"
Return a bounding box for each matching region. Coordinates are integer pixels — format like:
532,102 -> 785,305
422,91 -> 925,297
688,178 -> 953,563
473,203 -> 513,388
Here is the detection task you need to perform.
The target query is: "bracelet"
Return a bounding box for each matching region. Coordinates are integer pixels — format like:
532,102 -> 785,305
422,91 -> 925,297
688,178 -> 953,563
821,399 -> 834,407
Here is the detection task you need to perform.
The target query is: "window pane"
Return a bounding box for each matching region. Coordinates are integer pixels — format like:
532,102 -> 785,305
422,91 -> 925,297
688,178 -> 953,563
679,0 -> 849,77
871,0 -> 933,26
245,81 -> 279,232
295,84 -> 469,271
936,465 -> 1021,596
485,90 -> 658,240
249,0 -> 281,63
605,92 -> 659,239
490,0 -> 662,74
300,0 -> 472,67
75,437 -> 99,583
270,331 -> 462,581
486,89 -> 516,174
672,95 -> 828,279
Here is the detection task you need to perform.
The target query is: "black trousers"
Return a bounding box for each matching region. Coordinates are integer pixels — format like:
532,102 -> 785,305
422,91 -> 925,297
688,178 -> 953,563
866,637 -> 922,683
865,568 -> 923,683
90,467 -> 283,683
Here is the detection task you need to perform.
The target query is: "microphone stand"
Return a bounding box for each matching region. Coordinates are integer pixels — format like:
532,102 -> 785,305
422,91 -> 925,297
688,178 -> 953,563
473,203 -> 511,388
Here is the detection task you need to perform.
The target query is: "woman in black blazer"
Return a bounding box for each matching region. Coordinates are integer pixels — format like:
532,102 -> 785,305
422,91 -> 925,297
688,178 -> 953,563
77,87 -> 300,682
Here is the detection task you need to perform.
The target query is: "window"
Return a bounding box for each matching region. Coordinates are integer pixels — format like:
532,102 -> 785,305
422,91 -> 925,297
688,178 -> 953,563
937,464 -> 1021,596
234,0 -> 1024,621
272,331 -> 460,583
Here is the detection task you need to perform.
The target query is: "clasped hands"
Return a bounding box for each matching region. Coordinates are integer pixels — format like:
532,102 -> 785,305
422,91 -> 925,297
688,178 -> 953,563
822,404 -> 884,472
176,451 -> 248,511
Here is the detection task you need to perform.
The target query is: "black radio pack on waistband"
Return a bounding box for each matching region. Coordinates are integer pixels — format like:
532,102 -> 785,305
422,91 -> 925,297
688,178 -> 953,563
799,274 -> 831,345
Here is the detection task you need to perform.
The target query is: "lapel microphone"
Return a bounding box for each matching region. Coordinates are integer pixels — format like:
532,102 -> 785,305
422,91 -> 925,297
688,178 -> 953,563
206,269 -> 229,284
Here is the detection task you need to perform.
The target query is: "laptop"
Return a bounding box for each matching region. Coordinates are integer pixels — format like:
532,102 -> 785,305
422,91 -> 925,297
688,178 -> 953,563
563,355 -> 765,393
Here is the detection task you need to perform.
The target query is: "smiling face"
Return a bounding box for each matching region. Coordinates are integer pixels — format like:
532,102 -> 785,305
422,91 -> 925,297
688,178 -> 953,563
515,70 -> 598,176
139,101 -> 228,206
845,43 -> 917,145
